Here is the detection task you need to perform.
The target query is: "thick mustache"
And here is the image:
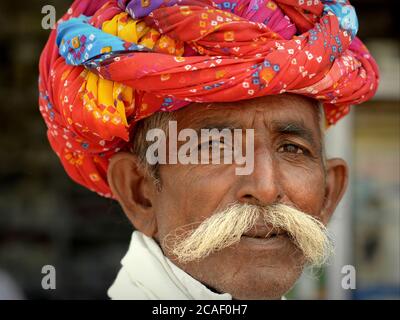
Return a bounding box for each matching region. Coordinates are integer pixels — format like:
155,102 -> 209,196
164,203 -> 333,267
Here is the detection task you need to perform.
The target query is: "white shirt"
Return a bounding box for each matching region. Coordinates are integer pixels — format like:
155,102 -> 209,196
108,230 -> 232,300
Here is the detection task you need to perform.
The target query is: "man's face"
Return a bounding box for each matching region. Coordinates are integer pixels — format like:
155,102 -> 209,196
151,94 -> 327,299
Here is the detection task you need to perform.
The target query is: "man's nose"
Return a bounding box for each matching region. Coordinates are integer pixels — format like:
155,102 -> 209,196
235,150 -> 283,206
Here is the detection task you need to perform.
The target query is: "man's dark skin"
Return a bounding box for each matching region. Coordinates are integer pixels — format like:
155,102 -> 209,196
107,94 -> 348,299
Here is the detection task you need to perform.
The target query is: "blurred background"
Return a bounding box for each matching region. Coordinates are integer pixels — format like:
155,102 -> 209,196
0,0 -> 398,299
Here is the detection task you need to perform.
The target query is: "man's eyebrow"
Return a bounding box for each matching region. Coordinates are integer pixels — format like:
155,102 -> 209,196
192,121 -> 243,132
271,120 -> 318,149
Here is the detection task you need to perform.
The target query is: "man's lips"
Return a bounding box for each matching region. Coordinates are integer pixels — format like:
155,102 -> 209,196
239,222 -> 291,251
239,224 -> 302,258
242,223 -> 287,239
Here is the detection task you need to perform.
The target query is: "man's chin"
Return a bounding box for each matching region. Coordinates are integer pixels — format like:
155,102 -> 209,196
213,258 -> 305,300
170,242 -> 305,300
230,266 -> 304,299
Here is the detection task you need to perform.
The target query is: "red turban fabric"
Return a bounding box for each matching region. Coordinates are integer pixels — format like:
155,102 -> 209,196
39,0 -> 379,197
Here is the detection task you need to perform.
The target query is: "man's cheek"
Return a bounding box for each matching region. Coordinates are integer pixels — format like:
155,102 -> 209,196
281,168 -> 326,211
158,166 -> 235,230
175,165 -> 236,197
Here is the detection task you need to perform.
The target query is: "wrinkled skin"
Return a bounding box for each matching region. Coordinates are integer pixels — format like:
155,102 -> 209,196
108,94 -> 348,299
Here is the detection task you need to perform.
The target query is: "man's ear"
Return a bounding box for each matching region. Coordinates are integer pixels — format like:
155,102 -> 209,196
320,158 -> 349,225
107,152 -> 158,237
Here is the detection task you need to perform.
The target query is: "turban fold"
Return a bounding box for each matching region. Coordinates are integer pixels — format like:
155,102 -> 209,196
39,0 -> 379,197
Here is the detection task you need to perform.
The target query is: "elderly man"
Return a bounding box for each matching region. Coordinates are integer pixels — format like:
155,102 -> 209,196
38,0 -> 379,299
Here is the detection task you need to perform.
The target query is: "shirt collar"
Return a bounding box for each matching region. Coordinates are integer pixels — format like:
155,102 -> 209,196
108,230 -> 232,300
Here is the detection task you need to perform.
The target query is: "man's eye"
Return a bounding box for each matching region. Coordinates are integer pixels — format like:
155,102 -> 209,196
209,140 -> 222,149
278,144 -> 305,154
198,140 -> 224,150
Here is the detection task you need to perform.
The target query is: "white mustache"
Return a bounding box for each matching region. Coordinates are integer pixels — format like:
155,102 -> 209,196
163,203 -> 334,267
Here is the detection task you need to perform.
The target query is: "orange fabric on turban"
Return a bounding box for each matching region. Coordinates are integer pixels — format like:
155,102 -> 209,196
39,0 -> 379,197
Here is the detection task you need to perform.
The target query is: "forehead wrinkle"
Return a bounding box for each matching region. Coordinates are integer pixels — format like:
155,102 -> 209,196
176,94 -> 321,134
176,105 -> 246,131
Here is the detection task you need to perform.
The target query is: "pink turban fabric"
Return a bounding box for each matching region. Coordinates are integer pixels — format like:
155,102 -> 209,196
39,0 -> 379,197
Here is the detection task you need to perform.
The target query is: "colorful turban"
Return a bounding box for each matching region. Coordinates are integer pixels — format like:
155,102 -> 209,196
39,0 -> 379,197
